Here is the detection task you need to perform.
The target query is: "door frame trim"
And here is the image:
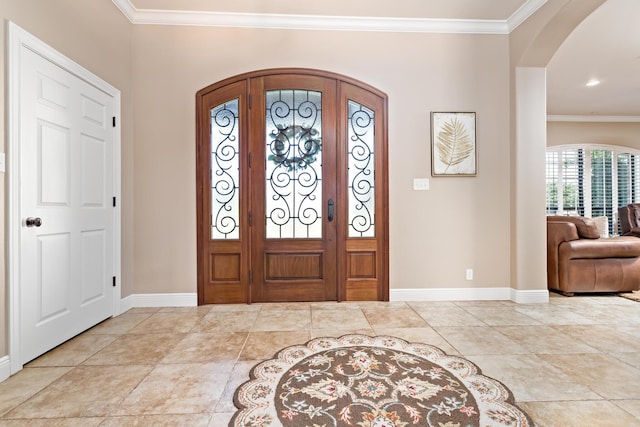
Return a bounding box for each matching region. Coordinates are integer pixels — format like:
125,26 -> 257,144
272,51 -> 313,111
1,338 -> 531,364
6,22 -> 122,374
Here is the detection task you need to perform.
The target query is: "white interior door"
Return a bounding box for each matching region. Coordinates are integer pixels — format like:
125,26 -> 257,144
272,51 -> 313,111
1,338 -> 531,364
17,42 -> 116,364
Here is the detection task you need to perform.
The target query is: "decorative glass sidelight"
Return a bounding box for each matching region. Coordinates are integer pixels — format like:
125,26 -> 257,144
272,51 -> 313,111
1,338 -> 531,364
348,100 -> 375,237
265,90 -> 323,238
210,99 -> 240,239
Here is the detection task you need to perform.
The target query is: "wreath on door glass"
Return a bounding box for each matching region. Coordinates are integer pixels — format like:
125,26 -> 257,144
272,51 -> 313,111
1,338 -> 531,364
268,125 -> 322,172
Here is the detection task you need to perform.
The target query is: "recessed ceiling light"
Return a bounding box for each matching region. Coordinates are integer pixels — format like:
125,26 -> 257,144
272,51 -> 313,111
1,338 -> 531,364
586,79 -> 601,87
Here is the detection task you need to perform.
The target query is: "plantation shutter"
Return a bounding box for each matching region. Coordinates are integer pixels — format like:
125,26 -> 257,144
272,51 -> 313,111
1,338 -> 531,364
561,149 -> 584,215
632,154 -> 640,203
546,146 -> 640,234
618,153 -> 633,206
591,149 -> 614,234
546,152 -> 559,214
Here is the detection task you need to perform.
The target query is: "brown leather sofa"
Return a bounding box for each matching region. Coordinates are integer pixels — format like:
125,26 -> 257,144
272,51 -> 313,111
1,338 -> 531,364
618,203 -> 640,236
547,216 -> 640,296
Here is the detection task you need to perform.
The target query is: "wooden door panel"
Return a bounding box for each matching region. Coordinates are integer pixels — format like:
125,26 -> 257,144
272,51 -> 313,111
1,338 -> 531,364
196,80 -> 250,304
210,252 -> 241,281
250,75 -> 338,303
203,241 -> 245,303
344,239 -> 382,300
259,280 -> 327,302
203,246 -> 244,303
265,252 -> 323,280
348,252 -> 376,278
337,82 -> 389,302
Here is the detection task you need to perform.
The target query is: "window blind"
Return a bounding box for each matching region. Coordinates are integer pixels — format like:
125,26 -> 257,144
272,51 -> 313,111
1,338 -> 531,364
546,145 -> 640,235
546,152 -> 558,214
590,150 -> 613,231
632,154 -> 640,203
562,149 -> 583,215
618,153 -> 632,206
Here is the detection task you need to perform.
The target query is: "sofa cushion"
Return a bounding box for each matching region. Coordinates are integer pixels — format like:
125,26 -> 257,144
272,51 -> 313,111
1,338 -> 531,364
591,216 -> 609,238
547,216 -> 600,239
560,236 -> 640,259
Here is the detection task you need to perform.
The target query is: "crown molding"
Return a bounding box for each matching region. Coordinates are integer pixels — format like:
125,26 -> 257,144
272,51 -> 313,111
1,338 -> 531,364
547,115 -> 640,123
111,0 -> 546,34
507,0 -> 548,32
113,0 -> 137,20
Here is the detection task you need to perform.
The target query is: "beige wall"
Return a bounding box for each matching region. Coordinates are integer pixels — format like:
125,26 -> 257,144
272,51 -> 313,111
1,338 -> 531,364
548,121 -> 640,150
507,0 -> 604,292
0,1 -> 133,357
131,26 -> 512,293
1,0 -> 605,362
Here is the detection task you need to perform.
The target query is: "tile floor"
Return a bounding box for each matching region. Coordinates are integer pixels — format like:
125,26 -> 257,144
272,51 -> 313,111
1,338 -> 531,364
0,293 -> 639,426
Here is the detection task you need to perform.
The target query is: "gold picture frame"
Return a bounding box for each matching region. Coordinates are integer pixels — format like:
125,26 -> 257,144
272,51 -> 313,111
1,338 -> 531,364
431,112 -> 477,177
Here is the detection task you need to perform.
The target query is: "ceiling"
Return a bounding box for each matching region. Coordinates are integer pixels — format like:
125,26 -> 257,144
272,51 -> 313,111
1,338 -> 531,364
116,0 -> 640,121
546,0 -> 640,120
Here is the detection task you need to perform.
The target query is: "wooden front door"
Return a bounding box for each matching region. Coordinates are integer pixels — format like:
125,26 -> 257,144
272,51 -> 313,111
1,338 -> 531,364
249,75 -> 338,302
197,69 -> 388,304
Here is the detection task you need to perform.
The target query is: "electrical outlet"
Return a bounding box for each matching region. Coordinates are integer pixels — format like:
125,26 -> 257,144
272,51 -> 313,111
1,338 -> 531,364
466,268 -> 473,281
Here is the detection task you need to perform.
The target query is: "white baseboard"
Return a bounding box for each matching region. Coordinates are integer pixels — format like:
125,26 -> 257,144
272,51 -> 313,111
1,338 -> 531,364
118,294 -> 135,314
118,289 -> 548,310
0,356 -> 11,383
121,293 -> 198,309
390,287 -> 549,304
510,288 -> 549,303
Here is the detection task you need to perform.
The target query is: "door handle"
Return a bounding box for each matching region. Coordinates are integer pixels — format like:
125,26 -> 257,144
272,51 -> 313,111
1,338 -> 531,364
25,217 -> 43,228
327,199 -> 334,222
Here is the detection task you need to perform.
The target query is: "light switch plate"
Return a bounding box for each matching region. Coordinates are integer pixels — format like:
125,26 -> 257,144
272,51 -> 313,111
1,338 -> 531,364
413,178 -> 429,190
0,153 -> 5,173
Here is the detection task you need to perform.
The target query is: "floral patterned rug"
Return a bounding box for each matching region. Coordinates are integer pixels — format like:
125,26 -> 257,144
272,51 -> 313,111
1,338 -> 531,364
231,335 -> 533,427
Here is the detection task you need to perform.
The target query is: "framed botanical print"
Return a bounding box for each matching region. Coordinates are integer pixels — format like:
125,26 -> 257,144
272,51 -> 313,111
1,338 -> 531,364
431,112 -> 477,176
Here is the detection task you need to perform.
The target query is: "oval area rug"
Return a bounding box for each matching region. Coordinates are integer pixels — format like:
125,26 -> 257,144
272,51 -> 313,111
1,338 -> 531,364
231,335 -> 533,427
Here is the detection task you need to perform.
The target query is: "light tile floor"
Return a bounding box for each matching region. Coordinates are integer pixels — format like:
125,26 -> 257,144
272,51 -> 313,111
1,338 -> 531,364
1,293 -> 639,426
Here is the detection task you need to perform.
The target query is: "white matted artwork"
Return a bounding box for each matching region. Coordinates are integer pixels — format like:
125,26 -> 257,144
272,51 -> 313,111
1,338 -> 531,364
431,112 -> 477,176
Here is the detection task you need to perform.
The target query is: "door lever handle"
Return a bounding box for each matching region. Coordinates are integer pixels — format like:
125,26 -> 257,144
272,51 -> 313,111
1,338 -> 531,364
327,199 -> 335,222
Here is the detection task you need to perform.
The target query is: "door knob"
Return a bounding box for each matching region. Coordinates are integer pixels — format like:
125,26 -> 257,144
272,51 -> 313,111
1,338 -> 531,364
25,217 -> 42,227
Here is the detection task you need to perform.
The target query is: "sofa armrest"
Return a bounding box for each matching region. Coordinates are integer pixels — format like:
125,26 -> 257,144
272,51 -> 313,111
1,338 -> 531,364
623,226 -> 640,237
547,221 -> 579,290
547,215 -> 600,239
548,221 -> 579,246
